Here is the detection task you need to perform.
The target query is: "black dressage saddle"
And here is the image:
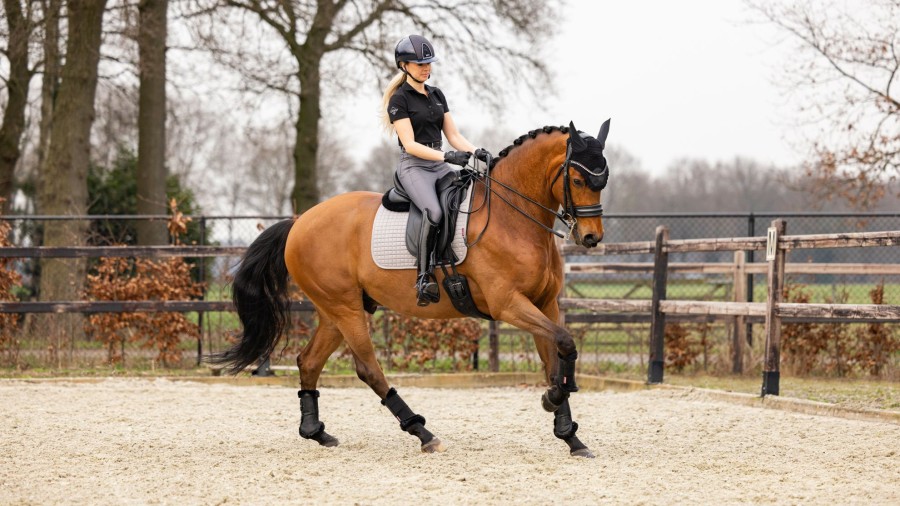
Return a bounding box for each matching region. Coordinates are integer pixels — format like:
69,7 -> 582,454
380,169 -> 492,320
381,170 -> 470,263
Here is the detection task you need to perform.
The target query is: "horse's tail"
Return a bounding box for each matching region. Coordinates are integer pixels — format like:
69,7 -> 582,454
207,218 -> 296,375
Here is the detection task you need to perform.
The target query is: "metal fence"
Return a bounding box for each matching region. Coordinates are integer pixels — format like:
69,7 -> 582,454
2,213 -> 898,377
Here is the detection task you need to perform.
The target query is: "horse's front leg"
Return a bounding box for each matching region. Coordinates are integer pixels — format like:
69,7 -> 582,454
499,293 -> 593,458
501,296 -> 579,407
552,398 -> 594,458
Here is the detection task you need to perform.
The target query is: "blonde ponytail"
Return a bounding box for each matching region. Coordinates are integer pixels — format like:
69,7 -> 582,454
381,71 -> 407,132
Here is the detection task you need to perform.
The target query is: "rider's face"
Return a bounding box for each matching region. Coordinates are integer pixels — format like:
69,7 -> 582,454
405,62 -> 431,81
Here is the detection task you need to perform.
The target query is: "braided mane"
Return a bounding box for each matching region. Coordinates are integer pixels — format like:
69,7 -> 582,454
489,125 -> 571,169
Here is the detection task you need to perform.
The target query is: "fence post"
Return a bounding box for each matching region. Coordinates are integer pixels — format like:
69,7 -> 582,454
762,219 -> 786,396
197,216 -> 207,366
253,356 -> 274,377
647,225 -> 669,384
746,213 -> 755,345
731,251 -> 747,374
488,320 -> 500,372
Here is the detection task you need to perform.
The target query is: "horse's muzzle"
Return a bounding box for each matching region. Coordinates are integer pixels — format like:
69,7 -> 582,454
581,233 -> 603,248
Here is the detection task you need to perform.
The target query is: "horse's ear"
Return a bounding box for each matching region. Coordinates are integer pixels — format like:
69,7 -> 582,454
596,118 -> 611,149
568,121 -> 587,150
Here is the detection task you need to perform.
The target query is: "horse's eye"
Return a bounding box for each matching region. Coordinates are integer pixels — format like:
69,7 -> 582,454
572,179 -> 585,187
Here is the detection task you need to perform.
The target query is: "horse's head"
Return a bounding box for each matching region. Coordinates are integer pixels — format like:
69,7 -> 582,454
552,119 -> 610,248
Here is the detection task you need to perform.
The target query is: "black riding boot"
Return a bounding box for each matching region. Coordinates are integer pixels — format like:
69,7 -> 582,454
415,210 -> 440,306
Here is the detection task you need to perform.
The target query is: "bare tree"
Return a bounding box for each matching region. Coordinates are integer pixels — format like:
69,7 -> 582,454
135,0 -> 170,244
601,146 -> 651,213
187,0 -> 559,213
35,0 -> 63,198
0,0 -> 38,213
749,0 -> 900,209
37,0 -> 108,355
354,139 -> 398,193
242,120 -> 295,214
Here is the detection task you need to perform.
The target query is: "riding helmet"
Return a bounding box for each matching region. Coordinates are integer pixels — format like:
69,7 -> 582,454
395,35 -> 438,68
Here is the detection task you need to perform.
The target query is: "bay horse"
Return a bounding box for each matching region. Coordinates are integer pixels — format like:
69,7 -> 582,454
210,120 -> 611,458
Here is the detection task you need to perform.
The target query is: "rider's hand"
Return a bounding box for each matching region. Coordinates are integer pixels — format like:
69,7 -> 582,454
474,148 -> 493,163
443,150 -> 471,166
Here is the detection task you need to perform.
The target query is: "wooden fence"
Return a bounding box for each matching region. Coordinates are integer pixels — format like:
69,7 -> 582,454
559,219 -> 900,395
2,220 -> 899,394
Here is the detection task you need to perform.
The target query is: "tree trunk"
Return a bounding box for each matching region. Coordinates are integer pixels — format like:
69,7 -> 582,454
36,0 -> 108,365
0,0 -> 34,213
37,0 -> 63,180
135,0 -> 169,244
293,61 -> 322,214
290,1 -> 336,214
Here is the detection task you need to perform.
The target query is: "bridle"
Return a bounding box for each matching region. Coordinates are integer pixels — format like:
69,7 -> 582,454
460,135 -> 606,246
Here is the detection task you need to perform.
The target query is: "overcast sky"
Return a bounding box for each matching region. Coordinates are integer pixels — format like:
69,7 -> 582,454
502,0 -> 800,173
342,0 -> 802,174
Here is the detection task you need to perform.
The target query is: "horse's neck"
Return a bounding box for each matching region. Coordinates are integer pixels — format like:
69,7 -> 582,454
489,135 -> 564,232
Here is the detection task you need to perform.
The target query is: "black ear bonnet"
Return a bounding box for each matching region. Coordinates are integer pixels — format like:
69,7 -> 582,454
567,120 -> 610,192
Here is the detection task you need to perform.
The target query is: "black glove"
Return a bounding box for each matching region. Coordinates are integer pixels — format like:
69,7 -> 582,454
474,148 -> 493,163
443,150 -> 471,166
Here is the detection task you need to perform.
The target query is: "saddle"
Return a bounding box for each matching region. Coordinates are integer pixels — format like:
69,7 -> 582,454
381,170 -> 469,263
380,169 -> 492,320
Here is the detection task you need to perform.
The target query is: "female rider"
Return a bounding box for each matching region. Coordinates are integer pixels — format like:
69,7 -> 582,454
381,34 -> 492,307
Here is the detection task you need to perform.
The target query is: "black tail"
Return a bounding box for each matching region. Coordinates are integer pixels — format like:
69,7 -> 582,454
207,219 -> 295,374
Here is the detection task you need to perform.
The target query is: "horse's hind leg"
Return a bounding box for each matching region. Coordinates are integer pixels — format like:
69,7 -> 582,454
296,314 -> 343,447
331,308 -> 445,453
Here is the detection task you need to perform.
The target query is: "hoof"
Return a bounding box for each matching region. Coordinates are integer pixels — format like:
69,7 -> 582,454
317,432 -> 339,447
571,447 -> 595,458
308,430 -> 339,447
421,437 -> 446,453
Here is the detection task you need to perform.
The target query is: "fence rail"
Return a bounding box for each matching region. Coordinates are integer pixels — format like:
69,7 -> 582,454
561,220 -> 900,395
0,246 -> 244,258
2,215 -> 899,388
0,300 -> 313,313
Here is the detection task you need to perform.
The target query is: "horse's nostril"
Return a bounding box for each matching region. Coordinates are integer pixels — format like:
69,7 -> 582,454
583,234 -> 600,247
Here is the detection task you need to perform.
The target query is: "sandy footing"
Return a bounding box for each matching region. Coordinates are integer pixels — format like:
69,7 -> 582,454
1,378 -> 898,505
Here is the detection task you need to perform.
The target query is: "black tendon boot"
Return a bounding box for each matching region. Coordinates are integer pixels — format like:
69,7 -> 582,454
381,388 -> 444,453
298,390 -> 338,447
553,399 -> 594,458
542,352 -> 579,412
556,352 -> 579,392
415,210 -> 440,306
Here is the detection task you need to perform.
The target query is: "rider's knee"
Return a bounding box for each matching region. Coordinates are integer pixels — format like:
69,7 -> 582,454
425,207 -> 442,225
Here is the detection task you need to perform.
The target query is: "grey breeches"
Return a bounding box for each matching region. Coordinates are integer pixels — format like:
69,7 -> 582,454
396,152 -> 456,224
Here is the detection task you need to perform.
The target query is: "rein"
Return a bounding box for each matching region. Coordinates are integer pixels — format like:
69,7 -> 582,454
481,169 -> 572,239
460,142 -> 603,245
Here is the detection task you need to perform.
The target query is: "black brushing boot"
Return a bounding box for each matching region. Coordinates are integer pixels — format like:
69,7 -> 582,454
553,399 -> 594,458
542,352 -> 579,412
298,389 -> 339,447
381,387 -> 445,453
415,210 -> 440,306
